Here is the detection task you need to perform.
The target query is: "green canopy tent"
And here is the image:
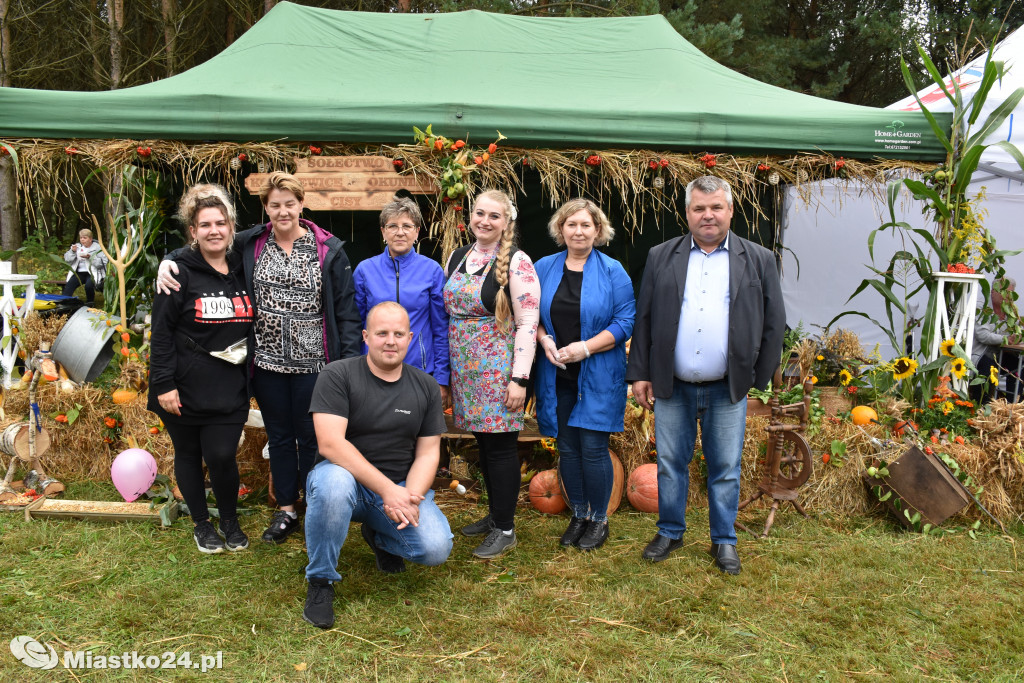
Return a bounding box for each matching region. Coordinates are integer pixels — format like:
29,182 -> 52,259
0,2 -> 947,160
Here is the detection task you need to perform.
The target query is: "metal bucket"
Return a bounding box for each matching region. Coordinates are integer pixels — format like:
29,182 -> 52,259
51,307 -> 120,383
0,422 -> 50,460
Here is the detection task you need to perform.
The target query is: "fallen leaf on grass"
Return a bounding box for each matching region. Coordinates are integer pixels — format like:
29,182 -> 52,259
294,662 -> 307,671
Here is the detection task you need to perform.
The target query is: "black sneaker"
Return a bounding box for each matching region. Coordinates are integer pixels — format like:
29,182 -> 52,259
559,517 -> 588,547
577,520 -> 609,551
193,521 -> 226,554
262,510 -> 301,544
360,524 -> 406,574
472,528 -> 517,559
460,514 -> 493,537
302,578 -> 335,629
219,518 -> 249,551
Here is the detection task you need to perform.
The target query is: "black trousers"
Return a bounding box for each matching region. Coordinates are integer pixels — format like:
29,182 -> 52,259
165,421 -> 244,526
62,270 -> 95,304
251,367 -> 319,507
472,431 -> 521,531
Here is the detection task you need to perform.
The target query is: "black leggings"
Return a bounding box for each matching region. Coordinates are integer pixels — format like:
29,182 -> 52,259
165,421 -> 244,526
473,431 -> 520,531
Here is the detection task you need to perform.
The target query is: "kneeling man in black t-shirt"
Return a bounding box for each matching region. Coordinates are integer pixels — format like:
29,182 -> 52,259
302,301 -> 452,629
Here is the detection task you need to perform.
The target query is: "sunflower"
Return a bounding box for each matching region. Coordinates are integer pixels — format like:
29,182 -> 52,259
839,369 -> 853,386
950,357 -> 967,380
939,338 -> 956,357
892,357 -> 918,380
990,365 -> 999,385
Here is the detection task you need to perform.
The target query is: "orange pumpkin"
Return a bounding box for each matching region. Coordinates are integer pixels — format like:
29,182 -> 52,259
528,469 -> 566,514
850,405 -> 878,426
111,388 -> 138,404
627,463 -> 659,513
893,419 -> 918,436
558,449 -> 625,515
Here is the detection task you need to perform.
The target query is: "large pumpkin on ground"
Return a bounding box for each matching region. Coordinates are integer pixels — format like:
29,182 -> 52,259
627,463 -> 659,513
557,449 -> 625,515
529,469 -> 566,514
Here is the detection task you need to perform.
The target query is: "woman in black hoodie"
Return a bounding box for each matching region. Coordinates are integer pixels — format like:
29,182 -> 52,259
149,184 -> 254,554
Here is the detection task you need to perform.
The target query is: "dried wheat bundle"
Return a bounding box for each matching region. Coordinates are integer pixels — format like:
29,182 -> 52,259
4,135 -> 934,263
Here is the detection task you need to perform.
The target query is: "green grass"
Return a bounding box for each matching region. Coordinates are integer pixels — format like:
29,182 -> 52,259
1,483 -> 1022,681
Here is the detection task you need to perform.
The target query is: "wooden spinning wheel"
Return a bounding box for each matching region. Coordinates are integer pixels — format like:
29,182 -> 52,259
737,369 -> 814,538
774,430 -> 813,489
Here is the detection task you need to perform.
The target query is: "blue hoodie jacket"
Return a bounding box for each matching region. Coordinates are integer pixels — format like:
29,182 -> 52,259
353,247 -> 450,385
534,249 -> 635,435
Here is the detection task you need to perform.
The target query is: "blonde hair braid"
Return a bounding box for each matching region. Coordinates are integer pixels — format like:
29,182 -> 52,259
493,223 -> 515,330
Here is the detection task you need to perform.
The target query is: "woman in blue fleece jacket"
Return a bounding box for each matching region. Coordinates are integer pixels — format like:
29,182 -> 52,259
353,196 -> 450,399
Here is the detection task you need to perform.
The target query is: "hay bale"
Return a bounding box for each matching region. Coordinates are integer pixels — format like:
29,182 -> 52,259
0,385 -> 269,492
610,401 -> 655,475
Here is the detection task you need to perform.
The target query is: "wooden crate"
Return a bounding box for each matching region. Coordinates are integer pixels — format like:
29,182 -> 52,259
25,498 -> 179,527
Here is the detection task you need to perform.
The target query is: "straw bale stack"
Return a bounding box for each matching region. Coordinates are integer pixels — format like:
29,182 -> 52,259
0,385 -> 269,490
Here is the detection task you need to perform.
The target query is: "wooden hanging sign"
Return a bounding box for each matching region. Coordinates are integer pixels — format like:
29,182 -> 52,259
244,156 -> 436,211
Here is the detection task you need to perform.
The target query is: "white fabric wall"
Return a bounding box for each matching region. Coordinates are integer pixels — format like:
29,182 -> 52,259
780,179 -> 1024,359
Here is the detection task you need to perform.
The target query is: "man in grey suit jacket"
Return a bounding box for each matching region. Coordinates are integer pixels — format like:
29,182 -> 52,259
626,176 -> 785,573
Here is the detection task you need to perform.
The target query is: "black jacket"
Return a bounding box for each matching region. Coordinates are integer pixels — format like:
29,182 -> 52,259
167,219 -> 362,379
148,249 -> 253,424
626,233 -> 786,403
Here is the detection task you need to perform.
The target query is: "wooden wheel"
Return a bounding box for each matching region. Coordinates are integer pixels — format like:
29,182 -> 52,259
773,431 -> 812,489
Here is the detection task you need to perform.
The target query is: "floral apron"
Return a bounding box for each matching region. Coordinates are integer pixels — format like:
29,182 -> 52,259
444,250 -> 522,432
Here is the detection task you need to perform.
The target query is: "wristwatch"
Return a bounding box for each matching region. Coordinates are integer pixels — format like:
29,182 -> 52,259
510,376 -> 529,387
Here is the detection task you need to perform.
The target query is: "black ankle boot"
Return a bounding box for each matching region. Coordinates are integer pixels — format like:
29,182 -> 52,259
577,520 -> 609,551
559,517 -> 588,547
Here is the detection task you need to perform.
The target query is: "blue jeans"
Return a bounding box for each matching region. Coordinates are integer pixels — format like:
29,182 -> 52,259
304,461 -> 453,582
252,367 -> 319,507
653,378 -> 747,545
556,378 -> 613,522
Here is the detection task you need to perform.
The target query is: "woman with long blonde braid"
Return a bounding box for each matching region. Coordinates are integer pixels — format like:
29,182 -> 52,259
444,189 -> 540,559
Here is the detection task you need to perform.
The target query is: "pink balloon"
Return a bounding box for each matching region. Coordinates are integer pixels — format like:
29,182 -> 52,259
110,448 -> 157,502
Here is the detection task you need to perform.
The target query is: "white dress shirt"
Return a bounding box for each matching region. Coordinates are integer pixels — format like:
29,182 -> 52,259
674,235 -> 730,382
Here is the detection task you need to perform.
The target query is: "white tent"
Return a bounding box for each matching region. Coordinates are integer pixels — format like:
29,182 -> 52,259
781,29 -> 1024,358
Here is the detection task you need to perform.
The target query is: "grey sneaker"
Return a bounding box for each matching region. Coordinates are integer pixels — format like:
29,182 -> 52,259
193,521 -> 226,554
460,514 -> 493,537
472,528 -> 517,559
219,518 -> 249,551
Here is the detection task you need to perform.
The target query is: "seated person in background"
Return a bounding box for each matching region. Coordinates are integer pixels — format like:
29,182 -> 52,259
301,301 -> 453,629
972,279 -> 1019,402
61,229 -> 107,305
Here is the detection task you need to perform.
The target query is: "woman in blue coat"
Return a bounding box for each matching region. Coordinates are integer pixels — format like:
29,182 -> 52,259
534,199 -> 635,551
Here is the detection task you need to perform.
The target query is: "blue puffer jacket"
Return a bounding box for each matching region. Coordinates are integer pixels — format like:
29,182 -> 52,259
353,247 -> 450,385
534,249 -> 636,436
